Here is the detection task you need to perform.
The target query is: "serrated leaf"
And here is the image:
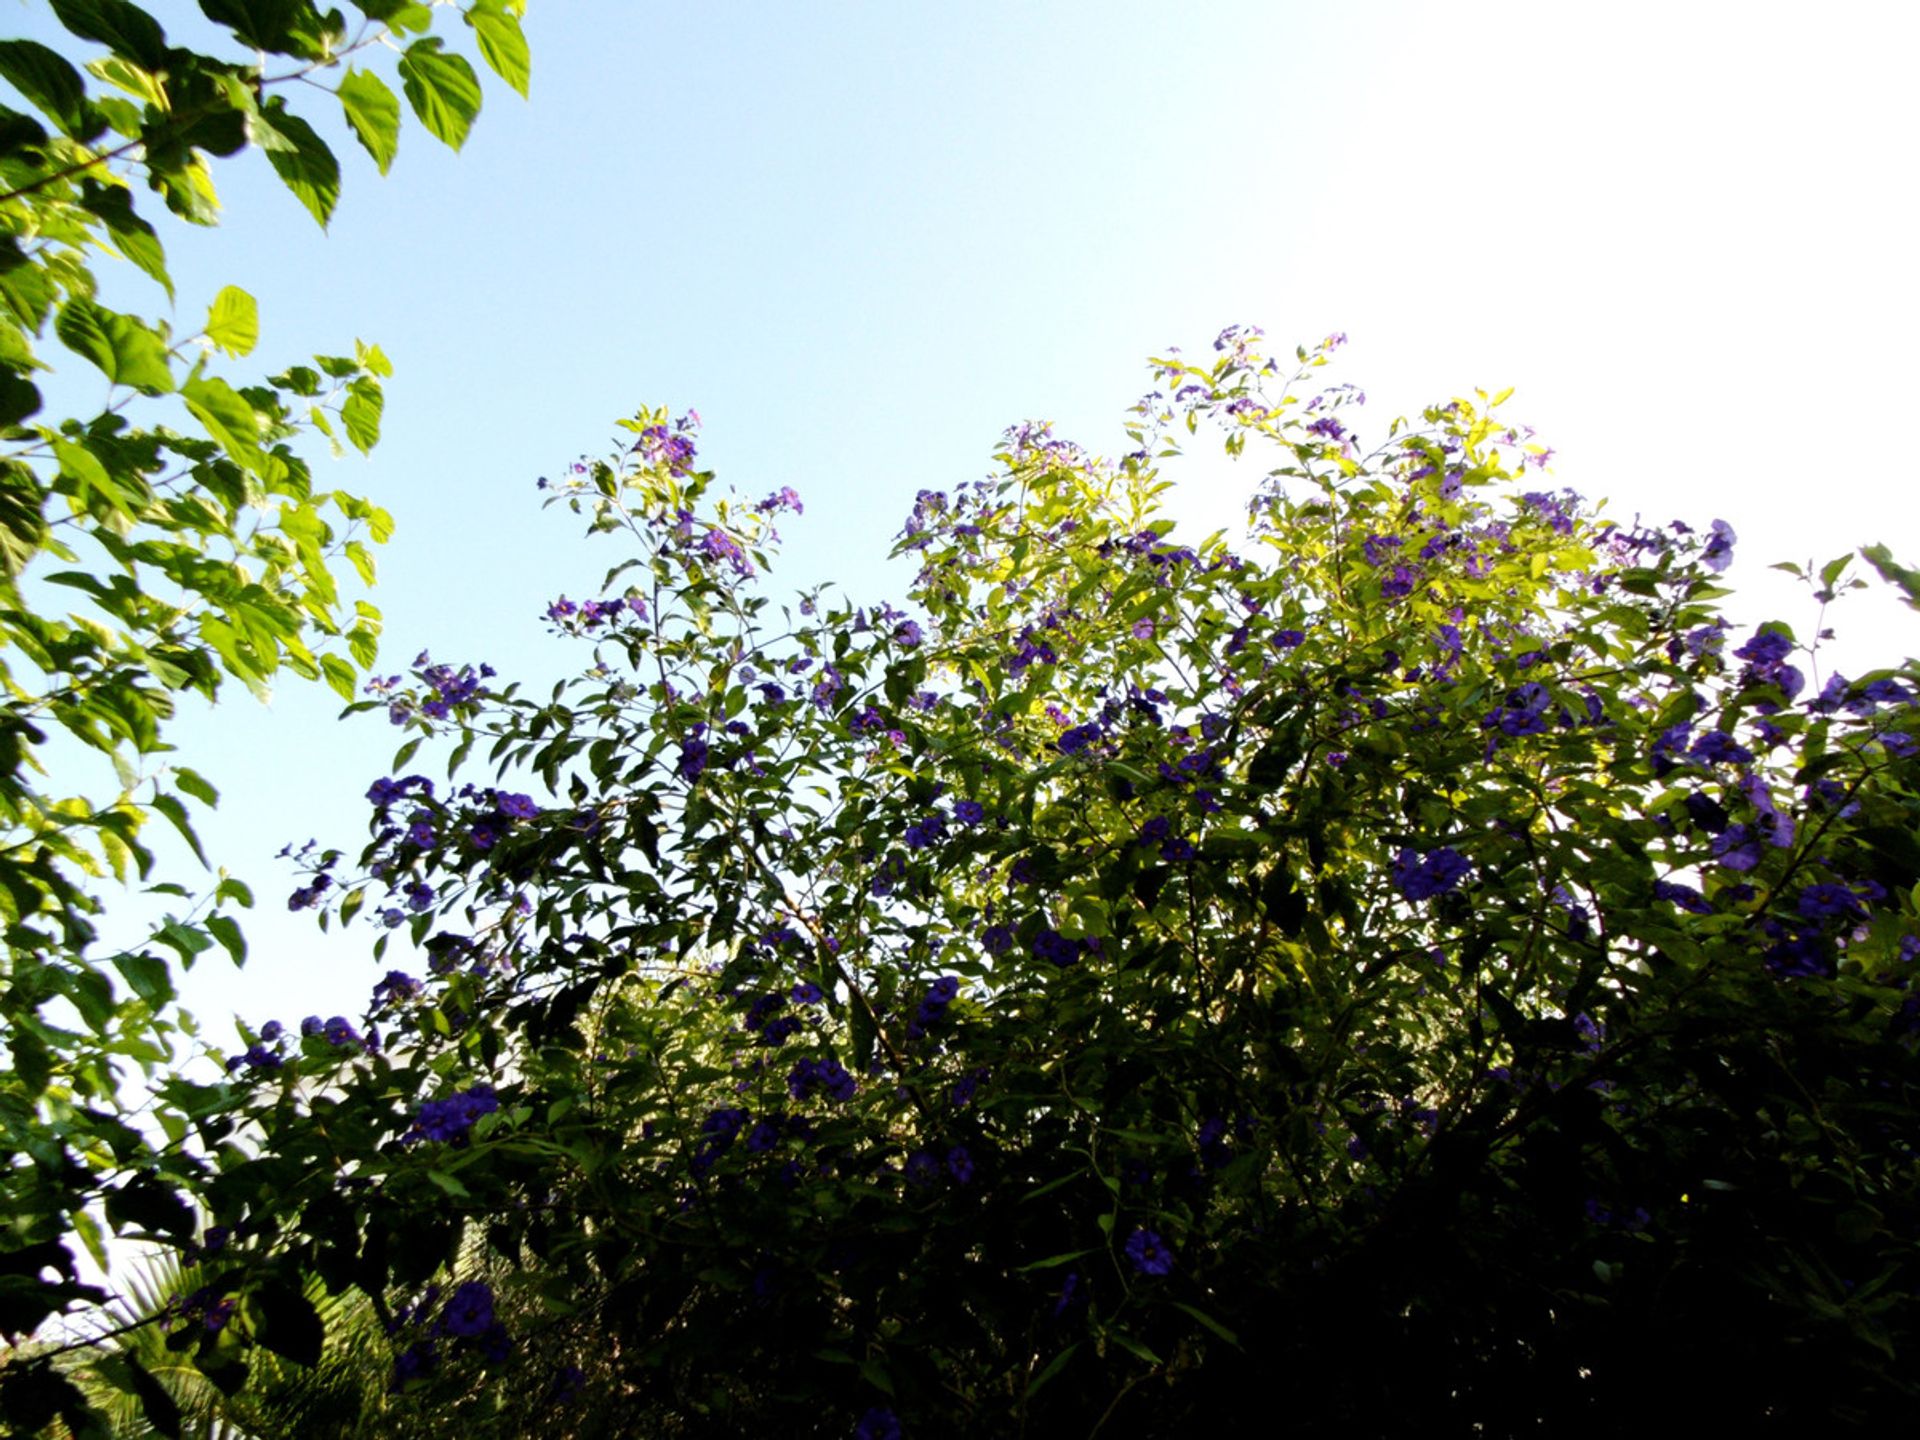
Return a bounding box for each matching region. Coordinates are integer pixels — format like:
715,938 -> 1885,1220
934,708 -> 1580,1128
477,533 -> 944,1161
181,374 -> 276,479
338,66 -> 401,174
398,37 -> 482,150
205,285 -> 258,357
55,298 -> 174,394
255,103 -> 341,227
52,0 -> 169,69
0,38 -> 95,138
467,2 -> 530,97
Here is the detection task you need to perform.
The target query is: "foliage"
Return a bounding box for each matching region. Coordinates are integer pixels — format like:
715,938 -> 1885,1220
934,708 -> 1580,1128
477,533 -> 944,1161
173,326 -> 1920,1436
0,3 -> 531,1434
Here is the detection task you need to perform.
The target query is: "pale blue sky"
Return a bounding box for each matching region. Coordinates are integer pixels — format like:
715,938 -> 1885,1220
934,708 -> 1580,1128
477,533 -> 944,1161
9,0 -> 1917,1044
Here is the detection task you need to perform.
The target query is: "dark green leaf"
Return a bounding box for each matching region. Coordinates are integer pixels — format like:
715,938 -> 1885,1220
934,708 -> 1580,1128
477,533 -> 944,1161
0,39 -> 97,139
111,950 -> 175,1007
206,912 -> 246,966
49,0 -> 169,69
121,1354 -> 182,1438
252,1280 -> 324,1367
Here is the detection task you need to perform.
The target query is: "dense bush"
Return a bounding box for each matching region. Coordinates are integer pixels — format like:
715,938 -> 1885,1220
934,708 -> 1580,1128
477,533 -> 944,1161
191,326 -> 1920,1436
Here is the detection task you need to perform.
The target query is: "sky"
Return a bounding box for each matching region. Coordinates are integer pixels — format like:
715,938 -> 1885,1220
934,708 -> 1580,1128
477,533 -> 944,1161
8,0 -> 1918,1056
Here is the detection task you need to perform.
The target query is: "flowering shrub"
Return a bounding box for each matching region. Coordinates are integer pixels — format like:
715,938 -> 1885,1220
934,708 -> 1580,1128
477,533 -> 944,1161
89,340 -> 1920,1435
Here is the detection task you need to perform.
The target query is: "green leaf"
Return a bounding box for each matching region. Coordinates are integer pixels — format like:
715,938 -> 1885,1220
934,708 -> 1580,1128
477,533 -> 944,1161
173,767 -> 219,807
1014,1247 -> 1096,1273
1024,1343 -> 1079,1399
398,37 -> 482,150
206,912 -> 246,967
111,951 -> 174,1007
49,0 -> 169,69
205,285 -> 259,358
338,66 -> 401,174
0,39 -> 96,139
467,1 -> 531,98
1860,544 -> 1920,613
151,792 -> 208,867
254,103 -> 342,228
1172,1300 -> 1242,1346
54,298 -> 174,395
181,373 -> 276,479
341,376 -> 383,453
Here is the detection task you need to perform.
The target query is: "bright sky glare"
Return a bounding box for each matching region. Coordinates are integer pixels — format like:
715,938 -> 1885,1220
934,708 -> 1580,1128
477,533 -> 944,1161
7,0 -> 1916,1048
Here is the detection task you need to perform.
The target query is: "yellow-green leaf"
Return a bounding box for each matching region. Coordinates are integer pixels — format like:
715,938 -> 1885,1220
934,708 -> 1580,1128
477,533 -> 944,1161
205,285 -> 258,357
339,67 -> 401,174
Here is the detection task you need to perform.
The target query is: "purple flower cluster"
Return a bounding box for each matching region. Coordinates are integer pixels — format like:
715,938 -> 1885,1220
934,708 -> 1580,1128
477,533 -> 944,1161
410,1083 -> 499,1143
1057,722 -> 1103,757
1733,628 -> 1804,700
1391,846 -> 1471,902
545,594 -> 642,630
1030,927 -> 1087,968
907,975 -> 960,1039
904,811 -> 948,850
788,1056 -> 857,1103
635,416 -> 698,475
390,653 -> 493,724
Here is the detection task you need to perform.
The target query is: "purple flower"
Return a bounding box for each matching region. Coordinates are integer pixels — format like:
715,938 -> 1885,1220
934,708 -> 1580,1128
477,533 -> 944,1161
1652,879 -> 1713,914
1391,846 -> 1471,901
1124,1228 -> 1174,1276
1057,722 -> 1103,756
1689,730 -> 1753,766
393,1340 -> 436,1386
1798,882 -> 1868,925
323,1016 -> 363,1049
1030,927 -> 1083,968
406,881 -> 435,912
677,737 -> 709,783
946,1145 -> 975,1184
496,792 -> 538,820
1711,824 -> 1764,873
854,1408 -> 901,1440
981,923 -> 1014,956
1131,618 -> 1156,640
440,1281 -> 495,1337
1701,518 -> 1737,573
893,619 -> 924,648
